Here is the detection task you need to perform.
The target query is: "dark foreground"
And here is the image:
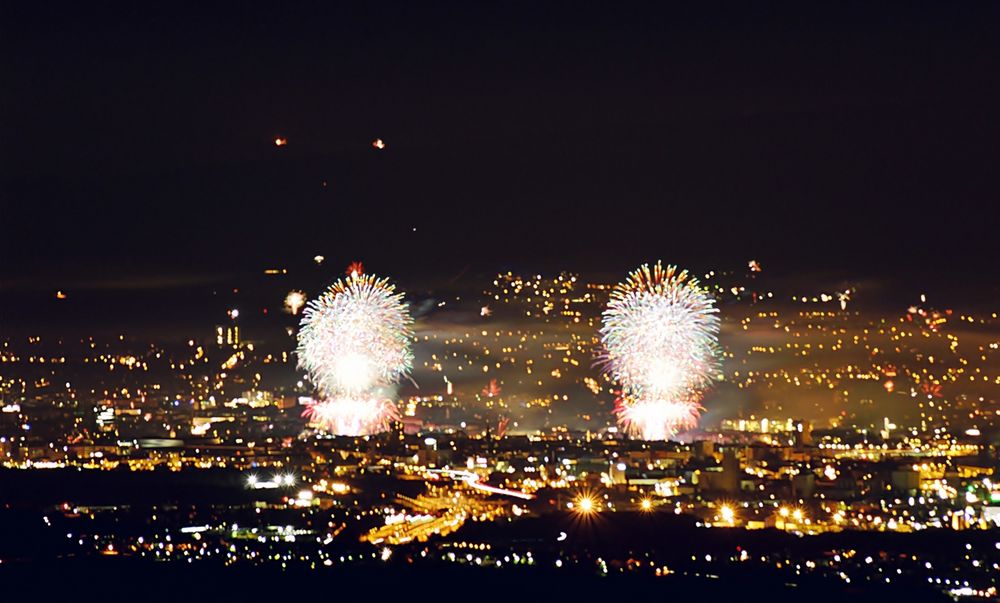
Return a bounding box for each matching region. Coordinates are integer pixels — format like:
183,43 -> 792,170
0,559 -> 951,603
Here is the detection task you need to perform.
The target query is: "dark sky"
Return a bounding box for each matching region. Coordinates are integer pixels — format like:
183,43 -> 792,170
4,1 -> 1000,292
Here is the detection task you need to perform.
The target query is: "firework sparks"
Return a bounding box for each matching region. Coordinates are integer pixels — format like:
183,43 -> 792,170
302,395 -> 399,436
600,262 -> 720,440
296,273 -> 413,435
615,395 -> 703,441
284,290 -> 307,315
837,289 -> 852,311
346,261 -> 365,279
482,379 -> 501,398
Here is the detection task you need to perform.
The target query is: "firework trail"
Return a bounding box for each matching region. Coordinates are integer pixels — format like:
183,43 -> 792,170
297,274 -> 412,435
600,262 -> 719,439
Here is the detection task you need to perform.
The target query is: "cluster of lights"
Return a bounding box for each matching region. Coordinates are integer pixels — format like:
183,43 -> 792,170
246,473 -> 296,490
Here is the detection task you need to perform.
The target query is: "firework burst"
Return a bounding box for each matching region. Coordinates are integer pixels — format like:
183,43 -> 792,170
600,262 -> 720,439
614,395 -> 703,441
296,274 -> 412,435
302,395 -> 399,436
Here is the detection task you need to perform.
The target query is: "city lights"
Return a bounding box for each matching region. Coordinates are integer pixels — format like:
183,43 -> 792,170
8,3 -> 1000,599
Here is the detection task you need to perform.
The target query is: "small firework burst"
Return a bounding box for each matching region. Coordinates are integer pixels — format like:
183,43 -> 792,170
482,379 -> 501,398
346,261 -> 365,278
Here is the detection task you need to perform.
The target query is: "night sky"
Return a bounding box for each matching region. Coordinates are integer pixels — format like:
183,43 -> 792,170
4,2 -> 1000,325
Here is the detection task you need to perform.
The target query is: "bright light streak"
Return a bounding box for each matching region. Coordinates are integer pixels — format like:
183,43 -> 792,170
430,469 -> 534,500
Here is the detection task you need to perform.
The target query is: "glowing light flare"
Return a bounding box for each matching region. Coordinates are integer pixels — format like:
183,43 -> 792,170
372,138 -> 386,150
720,504 -> 735,524
573,493 -> 598,515
284,290 -> 307,315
